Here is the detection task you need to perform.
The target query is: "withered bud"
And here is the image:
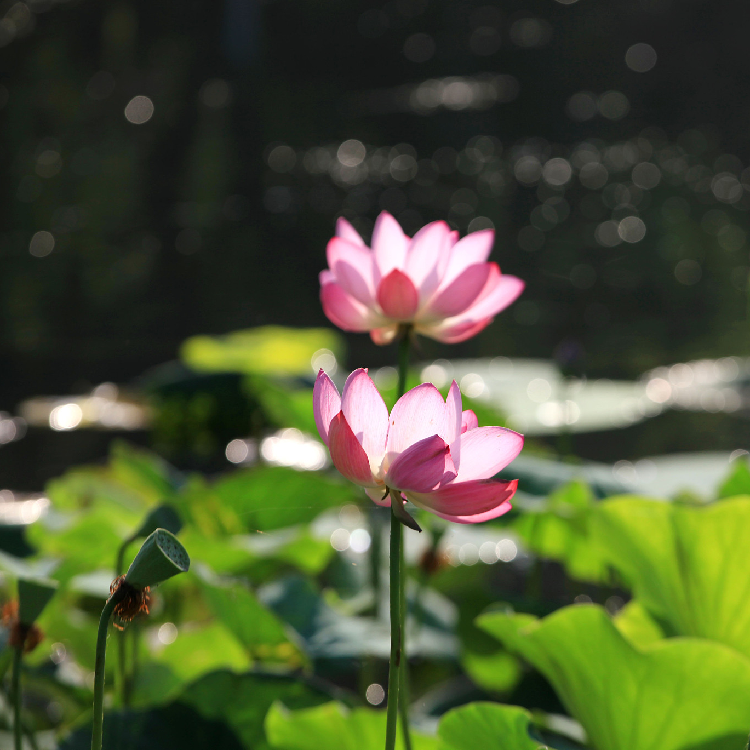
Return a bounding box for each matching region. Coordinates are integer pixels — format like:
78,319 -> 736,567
109,575 -> 151,631
2,601 -> 44,653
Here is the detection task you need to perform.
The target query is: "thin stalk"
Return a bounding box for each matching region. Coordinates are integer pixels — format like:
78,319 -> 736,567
12,647 -> 22,750
92,588 -> 127,750
384,506 -> 402,750
390,325 -> 414,750
115,535 -> 135,708
398,521 -> 412,750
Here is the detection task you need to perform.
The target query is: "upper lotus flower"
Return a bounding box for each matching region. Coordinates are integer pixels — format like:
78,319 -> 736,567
313,368 -> 523,525
319,211 -> 524,345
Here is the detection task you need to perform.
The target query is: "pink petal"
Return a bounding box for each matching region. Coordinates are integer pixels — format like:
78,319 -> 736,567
385,434 -> 456,492
407,478 -> 517,523
376,269 -> 420,320
386,383 -> 449,458
340,369 -> 389,466
366,487 -> 391,507
327,237 -> 377,307
461,410 -> 478,433
320,277 -> 384,332
419,316 -> 493,344
460,268 -> 525,321
328,412 -> 379,487
336,217 -> 365,246
417,266 -> 524,343
455,426 -> 524,481
445,381 -> 462,470
426,262 -> 493,318
370,325 -> 399,345
312,370 -> 341,446
440,230 -> 494,288
404,221 -> 452,301
371,212 -> 409,279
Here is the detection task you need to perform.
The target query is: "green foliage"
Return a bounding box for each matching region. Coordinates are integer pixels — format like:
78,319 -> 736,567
512,480 -> 609,583
265,701 -> 439,750
181,326 -> 344,377
478,605 -> 750,750
198,576 -> 305,666
438,702 -> 545,750
199,465 -> 357,533
60,670 -> 334,750
460,648 -> 522,695
592,496 -> 750,658
716,459 -> 750,499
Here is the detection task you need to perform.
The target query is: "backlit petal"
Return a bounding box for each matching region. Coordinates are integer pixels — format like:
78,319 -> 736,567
407,478 -> 517,522
341,369 -> 389,469
329,412 -> 379,487
372,211 -> 409,279
320,277 -> 384,332
376,269 -> 420,320
365,487 -> 391,507
440,229 -> 494,287
385,434 -> 456,492
312,370 -> 341,445
327,237 -> 376,306
455,426 -> 524,481
404,221 -> 452,301
426,263 -> 492,318
444,381 -> 462,470
461,410 -> 479,433
386,383 -> 448,458
370,325 -> 399,345
336,217 -> 365,246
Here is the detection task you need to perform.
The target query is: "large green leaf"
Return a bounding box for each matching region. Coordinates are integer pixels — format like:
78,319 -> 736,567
181,326 -> 344,376
592,496 -> 750,657
716,458 -> 750,499
151,622 -> 251,682
210,465 -> 357,533
265,701 -> 439,750
460,649 -> 522,695
199,577 -> 305,666
438,702 -> 545,750
512,481 -> 609,583
479,604 -> 750,750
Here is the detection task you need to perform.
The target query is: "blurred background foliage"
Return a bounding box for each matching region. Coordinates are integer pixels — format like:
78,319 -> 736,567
3,0 -> 750,747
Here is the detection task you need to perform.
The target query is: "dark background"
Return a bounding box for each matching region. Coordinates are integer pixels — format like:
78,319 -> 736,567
1,0 -> 749,481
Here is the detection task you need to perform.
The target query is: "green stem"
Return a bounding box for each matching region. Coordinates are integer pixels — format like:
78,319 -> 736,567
386,325 -> 413,750
398,523 -> 412,750
92,588 -> 127,750
396,326 -> 411,396
384,504 -> 402,750
114,535 -> 135,708
12,647 -> 22,750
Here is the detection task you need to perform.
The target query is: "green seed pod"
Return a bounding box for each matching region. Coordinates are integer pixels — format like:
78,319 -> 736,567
18,577 -> 58,626
134,505 -> 182,539
124,529 -> 190,590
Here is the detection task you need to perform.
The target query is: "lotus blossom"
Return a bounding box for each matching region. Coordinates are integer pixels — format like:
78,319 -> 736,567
313,368 -> 523,524
320,211 -> 524,345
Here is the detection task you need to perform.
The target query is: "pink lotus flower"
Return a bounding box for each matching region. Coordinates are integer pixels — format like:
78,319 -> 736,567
320,211 -> 524,345
313,368 -> 523,524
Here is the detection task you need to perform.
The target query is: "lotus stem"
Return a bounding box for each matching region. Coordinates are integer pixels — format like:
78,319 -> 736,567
91,587 -> 127,750
12,646 -> 22,750
385,327 -> 413,750
385,500 -> 403,750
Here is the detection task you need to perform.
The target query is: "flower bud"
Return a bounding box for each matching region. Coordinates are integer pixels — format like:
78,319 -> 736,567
124,529 -> 189,590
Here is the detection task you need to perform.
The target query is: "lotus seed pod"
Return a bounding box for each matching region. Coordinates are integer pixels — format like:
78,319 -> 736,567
18,577 -> 58,625
125,529 -> 190,590
135,505 -> 182,539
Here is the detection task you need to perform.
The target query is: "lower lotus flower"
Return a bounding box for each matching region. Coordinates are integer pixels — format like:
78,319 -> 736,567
313,368 -> 523,525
